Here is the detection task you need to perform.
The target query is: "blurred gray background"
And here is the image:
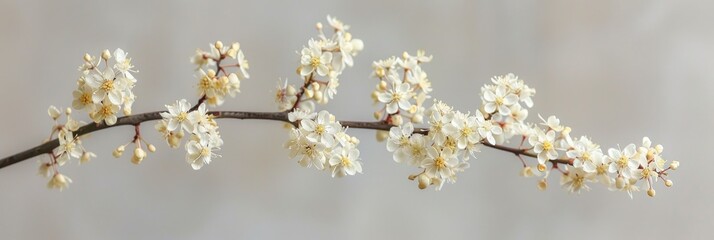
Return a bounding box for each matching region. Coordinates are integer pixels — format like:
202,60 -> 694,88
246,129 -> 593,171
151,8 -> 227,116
0,0 -> 711,239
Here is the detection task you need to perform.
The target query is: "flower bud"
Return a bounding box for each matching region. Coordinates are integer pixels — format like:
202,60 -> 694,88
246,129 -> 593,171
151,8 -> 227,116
48,105 -> 61,120
615,176 -> 625,189
670,161 -> 679,170
214,41 -> 224,50
352,39 -> 364,52
411,114 -> 423,123
537,163 -> 547,172
315,22 -> 323,30
311,82 -> 321,91
665,179 -> 673,187
80,152 -> 94,164
655,144 -> 663,153
132,148 -> 146,165
407,174 -> 417,181
101,49 -> 111,60
168,135 -> 180,149
537,179 -> 548,191
314,90 -> 323,102
371,90 -> 379,103
226,48 -> 237,59
175,130 -> 185,139
391,115 -> 403,126
65,107 -> 72,116
647,188 -> 656,197
373,111 -> 383,120
147,144 -> 156,153
305,88 -> 314,98
286,85 -> 297,96
520,166 -> 534,177
112,146 -> 125,158
417,174 -> 431,189
38,163 -> 52,177
123,107 -> 132,116
47,173 -> 72,191
402,51 -> 409,59
83,53 -> 92,62
378,80 -> 388,91
376,130 -> 389,142
206,69 -> 217,78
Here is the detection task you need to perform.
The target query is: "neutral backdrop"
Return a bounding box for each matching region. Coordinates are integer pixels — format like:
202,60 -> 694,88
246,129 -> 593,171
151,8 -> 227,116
0,1 -> 711,239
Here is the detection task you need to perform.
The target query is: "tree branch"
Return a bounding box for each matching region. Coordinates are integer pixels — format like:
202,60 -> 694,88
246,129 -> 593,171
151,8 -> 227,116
0,110 -> 572,170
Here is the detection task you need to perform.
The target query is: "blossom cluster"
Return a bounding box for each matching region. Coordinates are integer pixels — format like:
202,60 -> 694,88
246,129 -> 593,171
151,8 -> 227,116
41,106 -> 95,191
156,100 -> 223,170
371,50 -> 434,126
191,41 -> 249,106
74,49 -> 138,125
275,15 -> 364,112
284,109 -> 363,177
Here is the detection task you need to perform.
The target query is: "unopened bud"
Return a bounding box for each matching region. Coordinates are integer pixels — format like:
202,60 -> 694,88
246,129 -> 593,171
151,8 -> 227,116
378,80 -> 388,90
411,114 -> 423,123
316,22 -> 323,30
123,107 -> 132,116
305,88 -> 314,98
402,51 -> 409,59
665,179 -> 673,187
670,161 -> 679,170
132,148 -> 146,165
65,107 -> 72,115
48,105 -> 61,120
231,42 -> 240,51
615,176 -> 625,189
647,188 -> 656,197
417,174 -> 431,189
537,163 -> 547,172
655,144 -> 663,153
101,49 -> 111,60
376,130 -> 389,142
147,144 -> 156,153
80,152 -> 93,164
314,90 -> 323,102
562,127 -> 572,136
537,179 -> 548,191
175,130 -> 185,139
168,136 -> 180,149
214,41 -> 224,50
286,85 -> 297,96
311,82 -> 321,91
371,90 -> 380,103
373,111 -> 383,120
112,146 -> 125,158
520,166 -> 534,177
206,69 -> 217,78
83,53 -> 92,62
391,115 -> 404,126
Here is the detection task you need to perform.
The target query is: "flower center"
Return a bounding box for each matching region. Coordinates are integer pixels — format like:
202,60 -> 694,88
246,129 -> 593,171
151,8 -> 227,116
581,152 -> 591,162
596,164 -> 607,175
542,141 -> 553,151
200,148 -> 210,157
310,57 -> 321,67
495,97 -> 504,105
434,157 -> 446,169
391,93 -> 402,102
617,156 -> 628,168
100,80 -> 114,92
100,105 -> 113,116
177,112 -> 188,122
641,168 -> 651,178
461,127 -> 473,137
444,137 -> 457,152
80,93 -> 92,104
315,124 -> 325,135
341,156 -> 352,167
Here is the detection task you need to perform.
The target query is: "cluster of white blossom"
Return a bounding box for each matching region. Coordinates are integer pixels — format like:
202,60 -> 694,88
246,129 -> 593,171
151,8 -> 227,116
275,15 -> 364,112
522,114 -> 678,198
74,49 -> 138,125
156,100 -> 223,170
284,109 -> 363,177
191,41 -> 249,106
371,50 -> 434,127
41,106 -> 95,191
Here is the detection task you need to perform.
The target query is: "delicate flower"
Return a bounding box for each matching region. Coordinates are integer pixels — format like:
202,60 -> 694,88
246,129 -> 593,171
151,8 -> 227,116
329,146 -> 362,177
236,50 -> 250,80
529,129 -> 559,164
421,147 -> 458,180
47,173 -> 72,191
160,99 -> 192,132
90,101 -> 120,125
475,111 -> 502,145
300,110 -> 340,147
86,67 -> 125,105
560,167 -> 594,194
482,85 -> 518,115
567,136 -> 604,173
185,136 -> 220,170
113,48 -> 136,79
607,144 -> 640,179
539,115 -> 564,132
444,112 -> 480,149
56,130 -> 82,165
72,84 -> 95,111
327,15 -> 350,31
288,108 -> 316,122
386,122 -> 414,163
300,39 -> 332,77
378,81 -> 413,114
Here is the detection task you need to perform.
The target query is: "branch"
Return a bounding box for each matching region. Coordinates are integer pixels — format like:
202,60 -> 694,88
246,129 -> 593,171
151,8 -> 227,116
0,110 -> 572,170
